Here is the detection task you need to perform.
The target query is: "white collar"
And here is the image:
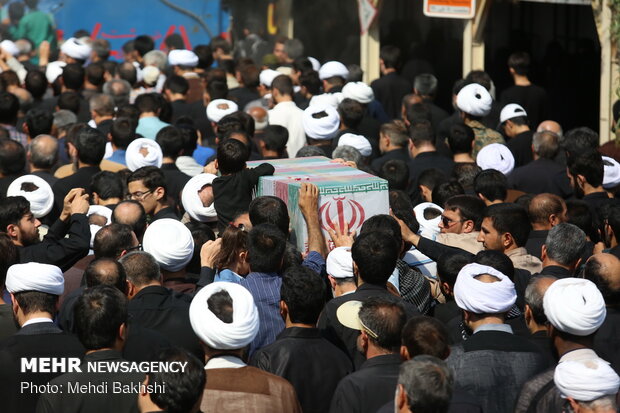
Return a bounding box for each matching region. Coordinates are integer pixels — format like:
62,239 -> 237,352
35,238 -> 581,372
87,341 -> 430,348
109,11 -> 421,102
204,355 -> 246,370
22,317 -> 54,328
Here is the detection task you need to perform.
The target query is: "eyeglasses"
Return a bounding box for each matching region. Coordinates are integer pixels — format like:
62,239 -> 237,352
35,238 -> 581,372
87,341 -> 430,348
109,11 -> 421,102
126,244 -> 143,252
440,215 -> 465,227
128,190 -> 153,201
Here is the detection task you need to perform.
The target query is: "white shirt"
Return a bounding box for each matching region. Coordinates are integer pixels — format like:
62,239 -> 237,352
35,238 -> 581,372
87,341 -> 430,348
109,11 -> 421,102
268,101 -> 306,158
176,156 -> 204,176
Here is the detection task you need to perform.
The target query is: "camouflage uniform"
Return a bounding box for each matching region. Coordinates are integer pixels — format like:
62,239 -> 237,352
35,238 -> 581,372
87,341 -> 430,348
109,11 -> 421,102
466,119 -> 505,159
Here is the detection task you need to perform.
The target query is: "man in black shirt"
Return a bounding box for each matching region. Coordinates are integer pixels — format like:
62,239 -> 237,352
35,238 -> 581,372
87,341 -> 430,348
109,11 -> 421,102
371,121 -> 410,174
127,166 -> 179,222
500,103 -> 534,167
155,126 -> 191,203
371,45 -> 411,120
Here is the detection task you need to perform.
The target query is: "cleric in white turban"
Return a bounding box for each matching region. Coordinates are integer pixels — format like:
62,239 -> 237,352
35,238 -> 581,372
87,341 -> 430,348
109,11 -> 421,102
326,247 -> 354,279
87,205 -> 112,250
46,60 -> 66,84
554,359 -> 620,406
7,175 -> 54,218
338,133 -> 372,157
543,278 -> 606,336
302,104 -> 340,141
342,82 -> 374,105
476,143 -> 515,175
206,99 -> 238,123
457,83 -> 492,117
602,156 -> 620,189
168,49 -> 199,67
61,37 -> 92,62
413,202 -> 443,240
6,263 -> 64,296
181,173 -> 217,222
454,263 -> 516,314
309,93 -> 339,109
125,138 -> 163,171
190,282 -> 259,351
259,69 -> 280,88
319,61 -> 349,80
143,218 -> 194,273
0,40 -> 19,57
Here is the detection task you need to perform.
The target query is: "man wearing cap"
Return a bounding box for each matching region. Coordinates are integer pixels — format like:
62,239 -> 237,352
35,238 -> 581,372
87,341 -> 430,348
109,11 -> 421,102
370,46 -> 411,120
515,278 -> 608,413
190,282 -> 302,413
329,297 -> 406,413
326,247 -> 357,297
456,83 -> 505,159
446,263 -> 546,413
0,263 -> 85,413
500,103 -> 533,167
269,74 -> 305,158
508,130 -> 573,197
168,49 -> 204,104
251,266 -> 352,413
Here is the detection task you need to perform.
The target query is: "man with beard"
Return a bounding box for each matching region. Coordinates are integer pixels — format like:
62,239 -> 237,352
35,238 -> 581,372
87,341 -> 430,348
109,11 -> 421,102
0,188 -> 91,271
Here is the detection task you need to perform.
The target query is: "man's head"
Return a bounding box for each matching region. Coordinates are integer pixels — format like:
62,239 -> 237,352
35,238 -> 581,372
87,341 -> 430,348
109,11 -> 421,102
537,120 -> 563,138
74,285 -> 127,351
401,316 -> 450,361
395,356 -> 453,413
436,253 -> 471,298
528,193 -> 567,230
0,139 -> 25,177
91,171 -> 124,205
112,200 -> 147,242
93,223 -> 138,259
477,203 -> 531,251
280,266 -> 325,326
338,98 -> 364,130
379,121 -> 409,153
500,103 -> 529,138
133,35 -> 154,60
247,223 -> 286,273
84,258 -> 127,293
109,117 -> 136,150
532,130 -> 560,159
248,196 -> 289,236
568,150 -> 604,197
524,275 -> 557,332
102,79 -> 131,108
351,230 -> 399,285
448,124 -> 474,155
379,45 -> 402,72
28,135 -> 58,171
216,138 -> 249,175
542,223 -> 586,270
156,126 -> 184,160
259,125 -> 288,157
0,92 -> 19,125
0,196 -> 41,246
380,160 -> 409,191
413,74 -> 438,99
24,109 -> 53,138
74,126 -> 107,166
585,253 -> 620,307
474,169 -> 507,205
163,75 -> 189,98
440,195 -> 485,234
508,51 -> 530,77
61,63 -> 85,91
143,219 -> 195,274
119,251 -> 161,297
417,169 -> 446,203
89,94 -> 115,121
271,74 -> 294,102
127,166 -> 167,215
564,127 -> 599,159
408,122 -> 435,157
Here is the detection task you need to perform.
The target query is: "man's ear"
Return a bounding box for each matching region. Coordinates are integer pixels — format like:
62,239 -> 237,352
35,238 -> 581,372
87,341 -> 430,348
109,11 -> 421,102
400,345 -> 410,361
502,232 -> 513,249
6,223 -> 19,239
154,186 -> 166,202
327,275 -> 337,290
541,245 -> 548,262
396,384 -> 408,410
462,219 -> 475,233
279,300 -> 288,320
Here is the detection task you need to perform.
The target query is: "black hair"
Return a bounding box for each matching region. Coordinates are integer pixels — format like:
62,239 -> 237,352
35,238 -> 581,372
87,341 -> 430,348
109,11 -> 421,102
563,127 -> 599,158
0,92 -> 19,124
206,80 -> 228,100
451,163 -> 481,191
409,122 -> 435,147
118,62 -> 137,86
86,63 -> 105,87
380,45 -> 402,69
74,285 -> 127,350
177,123 -> 199,155
568,150 -> 604,188
249,196 -> 290,235
93,223 -> 135,259
406,103 -> 431,125
84,257 -> 127,293
248,223 -> 287,273
380,159 -> 409,191
75,126 -> 106,165
62,63 -> 85,90
360,214 -> 403,251
299,71 -> 321,95
474,169 -> 507,202
208,290 -> 234,323
127,166 -> 167,198
338,98 -> 364,129
401,316 -> 450,359
0,196 -> 30,232
185,221 -> 216,275
585,256 -> 620,306
418,169 -> 446,192
133,35 -> 154,57
483,203 -> 531,248
261,125 -> 288,154
359,297 -> 406,351
110,116 -> 137,150
156,126 -> 184,159
436,253 -> 471,289
91,171 -> 124,200
351,230 -> 399,284
135,93 -> 160,114
448,124 -> 474,154
115,104 -> 140,124
194,44 -> 214,69
508,52 -> 530,76
164,75 -> 189,95
0,139 -> 26,175
0,232 -> 18,289
566,200 -> 595,240
119,251 -> 161,286
24,109 -> 53,137
432,181 -> 465,208
281,265 -> 325,324
271,74 -> 293,97
443,195 -> 486,231
14,291 -> 57,315
149,347 -> 206,413
473,249 -> 515,280
25,70 -> 47,100
389,190 -> 420,235
217,138 -> 249,174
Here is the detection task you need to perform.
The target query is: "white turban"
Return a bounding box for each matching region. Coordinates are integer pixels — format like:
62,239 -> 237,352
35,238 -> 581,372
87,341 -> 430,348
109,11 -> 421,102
0,40 -> 19,56
476,143 -> 515,175
554,359 -> 620,401
326,247 -> 354,279
126,138 -> 163,171
6,263 -> 64,295
303,104 -> 340,140
142,66 -> 160,86
454,263 -> 517,314
543,278 -> 606,336
259,69 -> 280,88
308,56 -> 321,71
319,61 -> 349,80
338,133 -> 372,157
603,156 -> 620,189
7,175 -> 54,218
181,173 -> 217,222
309,93 -> 339,109
190,282 -> 260,350
61,37 -> 92,61
46,61 -> 66,84
456,83 -> 492,117
206,99 -> 238,123
143,218 -> 194,272
168,49 -> 198,67
500,103 -> 527,123
342,82 -> 374,104
413,202 -> 443,240
87,205 -> 112,249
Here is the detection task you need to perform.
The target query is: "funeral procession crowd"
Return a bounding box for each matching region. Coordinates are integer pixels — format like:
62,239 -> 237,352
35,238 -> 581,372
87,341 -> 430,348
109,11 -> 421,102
0,1 -> 619,412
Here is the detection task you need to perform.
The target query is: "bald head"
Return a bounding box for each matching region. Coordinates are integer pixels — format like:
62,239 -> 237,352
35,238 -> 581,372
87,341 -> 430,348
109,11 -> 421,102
29,134 -> 59,170
528,193 -> 566,229
532,130 -> 559,159
247,106 -> 268,130
585,253 -> 620,306
84,257 -> 127,293
537,120 -> 563,138
112,201 -> 147,241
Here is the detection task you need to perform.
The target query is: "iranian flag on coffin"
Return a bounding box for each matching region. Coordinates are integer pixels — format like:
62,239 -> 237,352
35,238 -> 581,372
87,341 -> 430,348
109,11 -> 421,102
247,157 -> 389,252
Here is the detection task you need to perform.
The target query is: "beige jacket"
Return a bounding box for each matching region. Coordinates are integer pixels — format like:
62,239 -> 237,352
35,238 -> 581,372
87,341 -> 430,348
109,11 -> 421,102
436,232 -> 484,255
506,247 -> 543,274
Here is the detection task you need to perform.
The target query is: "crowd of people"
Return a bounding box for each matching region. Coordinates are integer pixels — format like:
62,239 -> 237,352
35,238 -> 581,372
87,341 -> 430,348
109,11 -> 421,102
0,1 -> 619,412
